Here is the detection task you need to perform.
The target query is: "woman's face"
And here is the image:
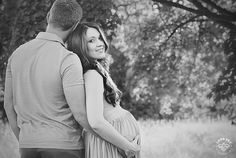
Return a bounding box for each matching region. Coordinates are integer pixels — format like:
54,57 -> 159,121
85,27 -> 106,60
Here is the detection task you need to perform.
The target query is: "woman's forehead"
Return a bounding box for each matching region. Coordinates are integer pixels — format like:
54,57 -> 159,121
86,27 -> 100,38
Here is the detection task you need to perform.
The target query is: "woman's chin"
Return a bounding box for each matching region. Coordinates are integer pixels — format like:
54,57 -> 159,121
98,54 -> 106,59
94,56 -> 105,60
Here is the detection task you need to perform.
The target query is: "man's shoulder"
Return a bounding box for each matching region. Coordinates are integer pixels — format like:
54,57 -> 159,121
14,39 -> 34,50
12,38 -> 40,54
9,40 -> 34,59
46,42 -> 74,56
62,51 -> 81,65
60,47 -> 80,63
61,46 -> 75,55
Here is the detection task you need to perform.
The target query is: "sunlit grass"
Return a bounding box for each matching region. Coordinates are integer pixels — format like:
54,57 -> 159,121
1,119 -> 236,158
139,118 -> 236,158
0,121 -> 19,158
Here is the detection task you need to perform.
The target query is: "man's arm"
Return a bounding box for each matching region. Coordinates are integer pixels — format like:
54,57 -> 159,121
61,54 -> 93,132
63,85 -> 93,132
4,60 -> 19,141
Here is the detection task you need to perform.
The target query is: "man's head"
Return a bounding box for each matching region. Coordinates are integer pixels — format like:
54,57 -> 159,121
47,0 -> 82,31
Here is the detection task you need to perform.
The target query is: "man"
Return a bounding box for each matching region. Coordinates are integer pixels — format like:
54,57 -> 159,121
4,0 -> 91,157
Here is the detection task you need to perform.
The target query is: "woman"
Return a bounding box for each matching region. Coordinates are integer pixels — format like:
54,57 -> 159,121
67,22 -> 141,158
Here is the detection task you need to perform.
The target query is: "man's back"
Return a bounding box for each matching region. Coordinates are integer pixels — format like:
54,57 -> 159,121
8,32 -> 84,149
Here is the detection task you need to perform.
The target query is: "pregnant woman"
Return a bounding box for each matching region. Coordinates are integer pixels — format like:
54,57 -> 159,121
67,22 -> 141,158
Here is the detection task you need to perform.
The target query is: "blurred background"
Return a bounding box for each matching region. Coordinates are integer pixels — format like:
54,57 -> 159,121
0,0 -> 236,158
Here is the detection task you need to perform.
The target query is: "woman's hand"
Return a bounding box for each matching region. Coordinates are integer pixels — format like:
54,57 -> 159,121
126,134 -> 141,157
118,134 -> 141,158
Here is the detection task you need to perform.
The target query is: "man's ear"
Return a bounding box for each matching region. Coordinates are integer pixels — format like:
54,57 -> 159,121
71,20 -> 80,32
46,12 -> 50,23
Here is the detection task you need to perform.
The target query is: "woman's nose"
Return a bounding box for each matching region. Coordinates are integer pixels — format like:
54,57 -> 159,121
97,39 -> 104,47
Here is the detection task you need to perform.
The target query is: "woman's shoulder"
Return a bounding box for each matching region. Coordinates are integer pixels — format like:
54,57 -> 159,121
84,69 -> 103,80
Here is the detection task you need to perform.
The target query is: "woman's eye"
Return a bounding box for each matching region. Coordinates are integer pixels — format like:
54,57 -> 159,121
89,39 -> 95,43
99,36 -> 103,40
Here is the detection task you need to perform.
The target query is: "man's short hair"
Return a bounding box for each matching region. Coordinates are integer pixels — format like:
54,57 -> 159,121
48,0 -> 82,31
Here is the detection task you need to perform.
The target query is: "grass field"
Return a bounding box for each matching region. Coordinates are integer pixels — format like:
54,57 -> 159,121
1,119 -> 235,158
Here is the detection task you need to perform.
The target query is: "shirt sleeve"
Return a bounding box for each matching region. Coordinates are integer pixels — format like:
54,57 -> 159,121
60,54 -> 84,88
4,57 -> 14,108
5,57 -> 12,79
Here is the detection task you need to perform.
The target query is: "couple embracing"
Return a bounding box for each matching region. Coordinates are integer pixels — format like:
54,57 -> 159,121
3,0 -> 141,158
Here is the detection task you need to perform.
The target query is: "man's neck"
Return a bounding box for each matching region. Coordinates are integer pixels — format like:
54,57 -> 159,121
46,25 -> 70,42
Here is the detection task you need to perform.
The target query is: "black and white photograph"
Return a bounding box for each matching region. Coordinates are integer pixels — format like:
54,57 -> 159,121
0,0 -> 236,158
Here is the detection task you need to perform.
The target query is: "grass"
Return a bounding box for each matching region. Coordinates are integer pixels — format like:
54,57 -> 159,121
0,121 -> 19,158
0,118 -> 235,158
139,118 -> 236,158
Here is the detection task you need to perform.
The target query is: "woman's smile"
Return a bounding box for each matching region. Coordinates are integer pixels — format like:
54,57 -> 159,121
96,47 -> 104,53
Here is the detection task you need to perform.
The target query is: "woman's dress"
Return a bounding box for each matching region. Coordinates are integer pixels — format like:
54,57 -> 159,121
84,105 -> 140,158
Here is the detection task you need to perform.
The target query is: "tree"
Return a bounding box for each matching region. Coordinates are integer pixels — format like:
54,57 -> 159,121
112,0 -> 163,118
151,0 -> 236,103
112,0 -> 230,119
1,0 -> 235,120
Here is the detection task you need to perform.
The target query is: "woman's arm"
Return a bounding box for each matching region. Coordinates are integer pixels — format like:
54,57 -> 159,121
84,70 -> 139,154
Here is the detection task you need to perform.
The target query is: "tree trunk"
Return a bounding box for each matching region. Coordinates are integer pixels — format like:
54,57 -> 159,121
5,0 -> 23,54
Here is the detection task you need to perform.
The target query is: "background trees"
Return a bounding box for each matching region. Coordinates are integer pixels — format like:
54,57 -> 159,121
0,0 -> 235,121
150,0 -> 236,119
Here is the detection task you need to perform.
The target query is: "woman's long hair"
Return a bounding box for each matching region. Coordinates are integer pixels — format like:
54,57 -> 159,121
67,22 -> 122,106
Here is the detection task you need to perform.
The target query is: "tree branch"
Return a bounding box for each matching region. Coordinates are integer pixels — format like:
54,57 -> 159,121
153,0 -> 236,30
189,0 -> 236,22
201,0 -> 236,18
7,0 -> 23,53
165,15 -> 200,43
153,0 -> 200,15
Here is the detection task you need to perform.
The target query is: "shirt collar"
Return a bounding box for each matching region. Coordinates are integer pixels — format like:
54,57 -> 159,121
36,32 -> 65,47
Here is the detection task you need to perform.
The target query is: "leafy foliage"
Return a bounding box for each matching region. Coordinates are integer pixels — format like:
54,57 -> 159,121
111,0 -> 235,119
151,0 -> 236,111
1,0 -> 235,121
